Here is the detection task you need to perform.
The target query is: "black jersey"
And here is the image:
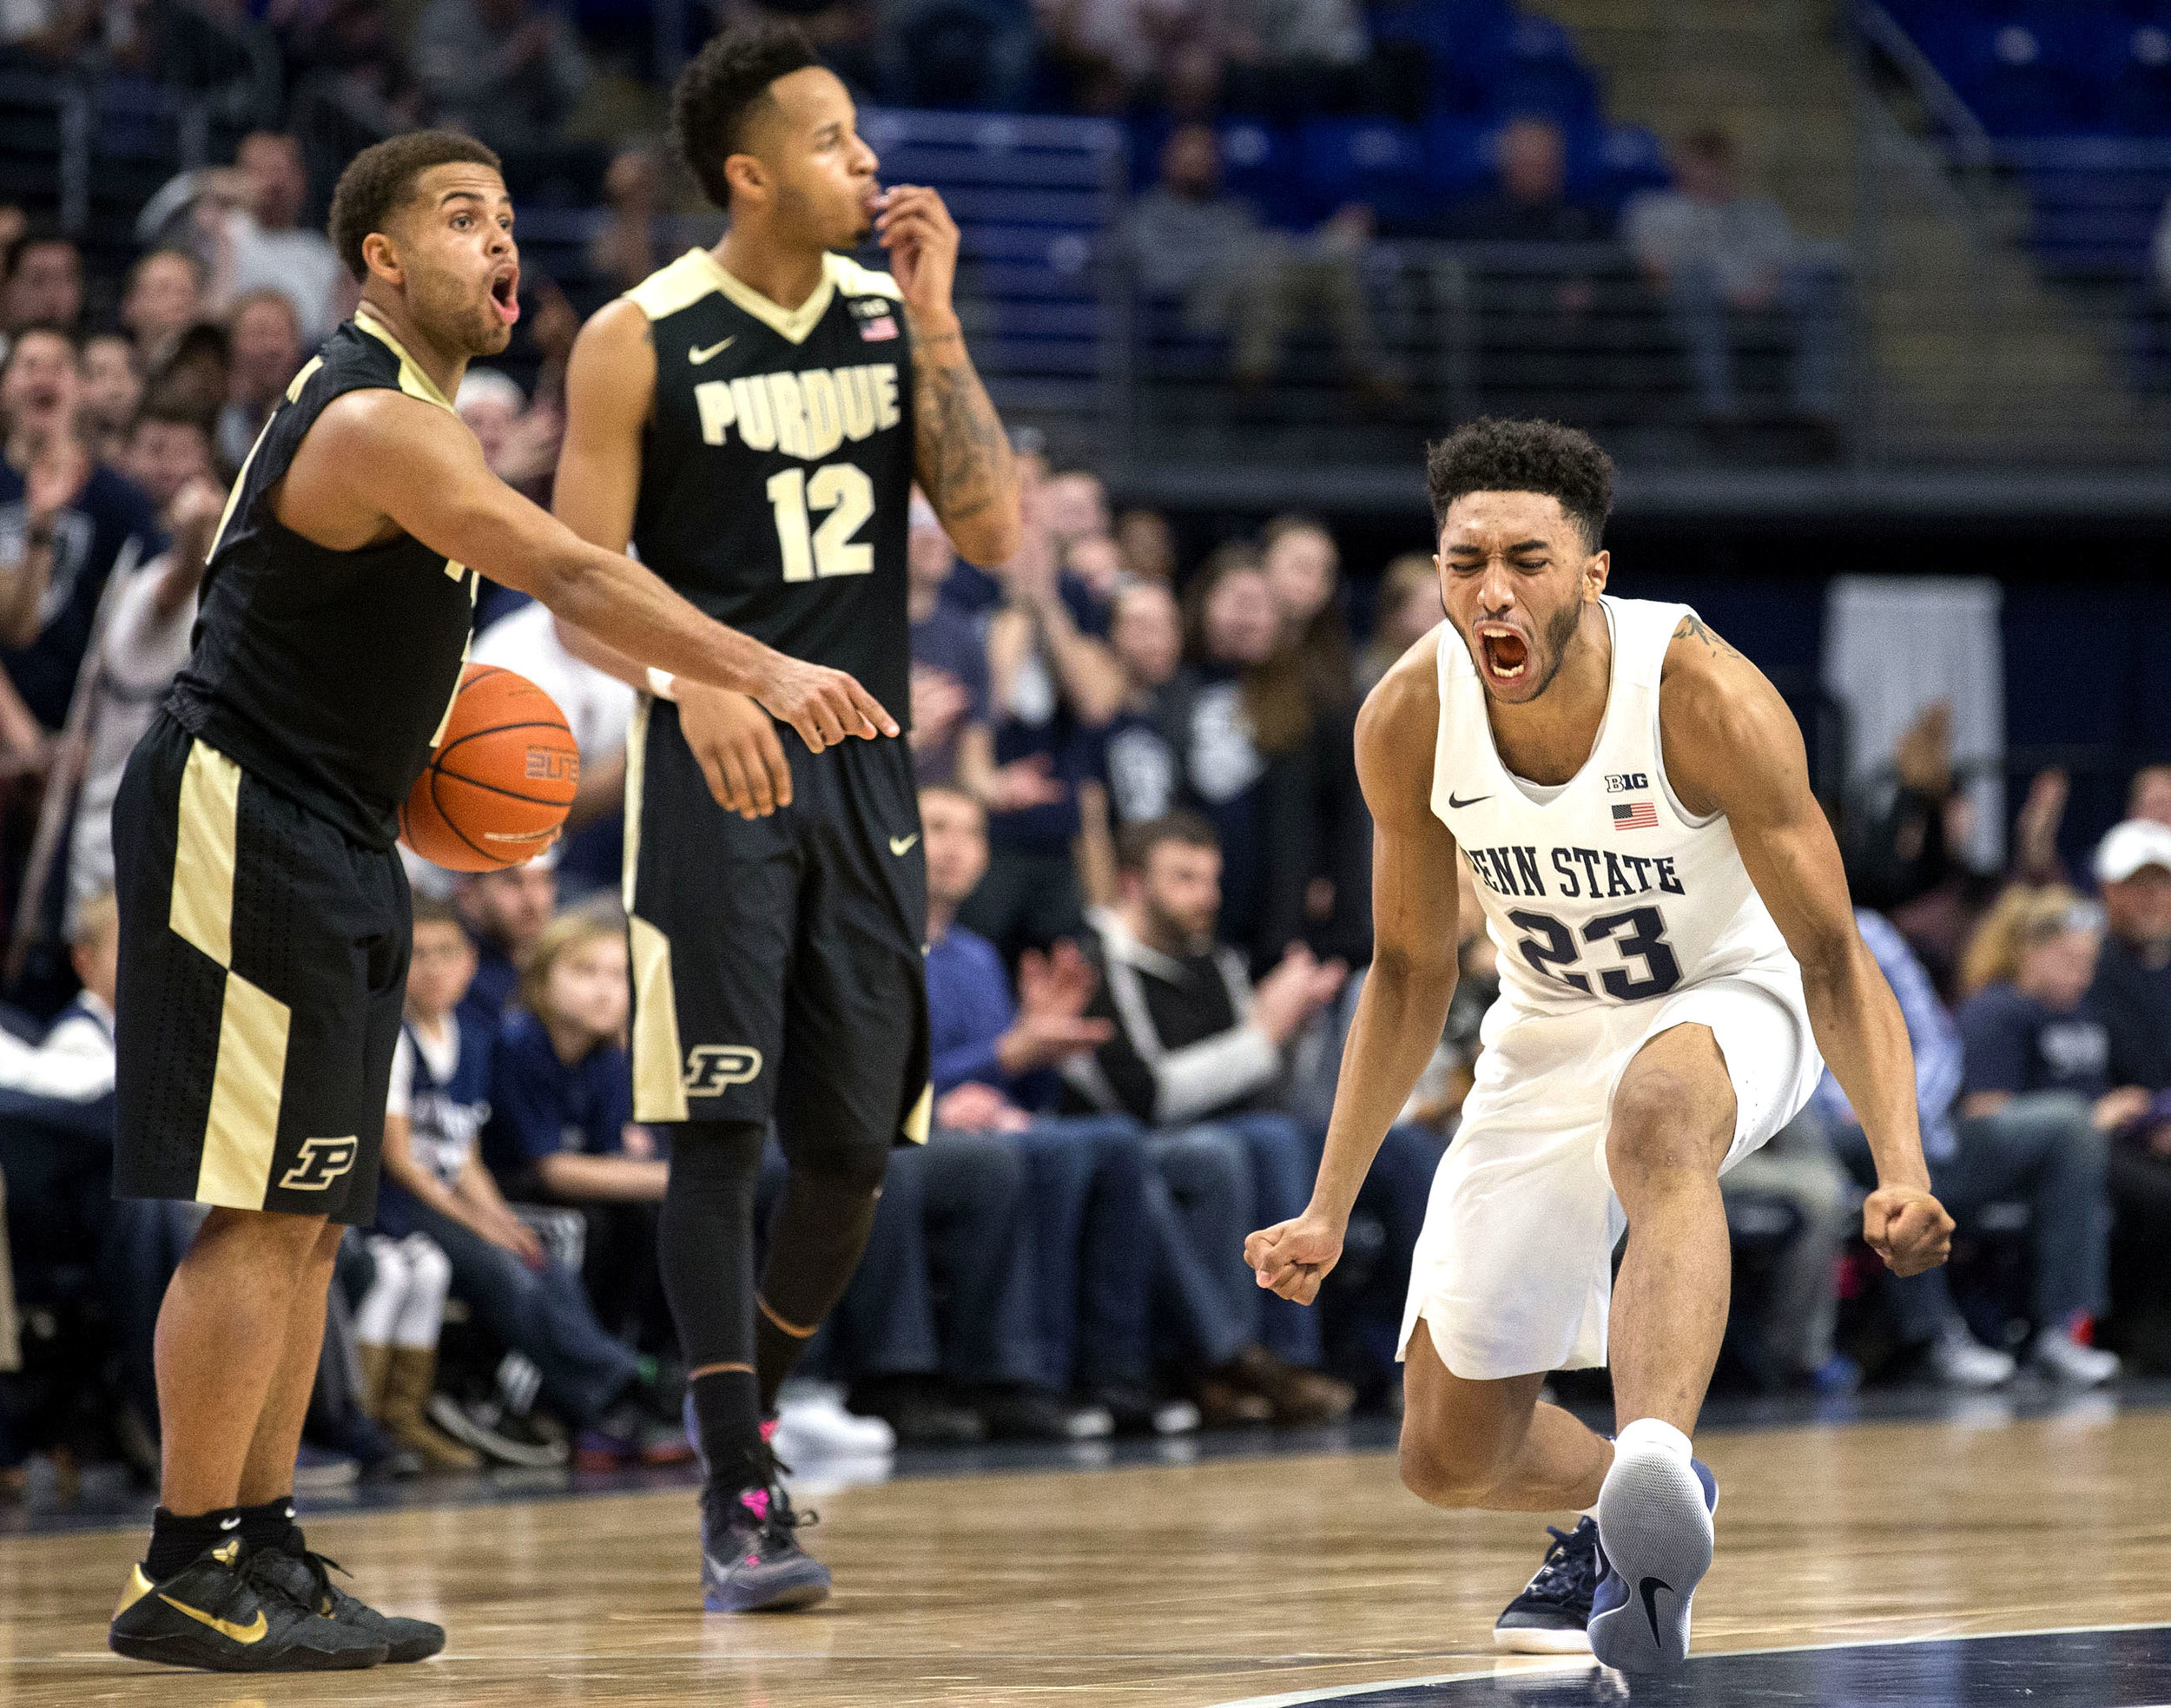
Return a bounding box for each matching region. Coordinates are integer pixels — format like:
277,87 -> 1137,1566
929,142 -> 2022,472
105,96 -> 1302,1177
165,313 -> 479,848
626,248 -> 915,720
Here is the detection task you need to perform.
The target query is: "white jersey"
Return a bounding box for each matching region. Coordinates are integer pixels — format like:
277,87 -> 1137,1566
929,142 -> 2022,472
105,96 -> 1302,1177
1431,596 -> 1804,1020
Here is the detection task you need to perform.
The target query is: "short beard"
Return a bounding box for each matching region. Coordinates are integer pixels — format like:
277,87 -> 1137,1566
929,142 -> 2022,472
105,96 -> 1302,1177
1523,597 -> 1589,702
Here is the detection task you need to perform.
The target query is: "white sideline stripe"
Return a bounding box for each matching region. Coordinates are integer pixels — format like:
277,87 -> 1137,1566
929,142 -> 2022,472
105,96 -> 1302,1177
1198,1619 -> 2171,1708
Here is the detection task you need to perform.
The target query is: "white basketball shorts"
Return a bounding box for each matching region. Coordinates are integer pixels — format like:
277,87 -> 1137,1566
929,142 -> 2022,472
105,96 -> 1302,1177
1397,971 -> 1825,1382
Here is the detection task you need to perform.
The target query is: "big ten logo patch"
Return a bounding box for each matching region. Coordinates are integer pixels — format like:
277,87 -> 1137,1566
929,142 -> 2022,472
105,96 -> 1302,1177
1606,773 -> 1649,794
280,1137 -> 360,1191
683,1045 -> 764,1095
526,747 -> 579,784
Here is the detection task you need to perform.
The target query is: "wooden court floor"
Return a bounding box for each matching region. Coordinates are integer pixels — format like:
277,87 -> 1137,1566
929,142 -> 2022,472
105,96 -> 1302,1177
3,1405 -> 2168,1706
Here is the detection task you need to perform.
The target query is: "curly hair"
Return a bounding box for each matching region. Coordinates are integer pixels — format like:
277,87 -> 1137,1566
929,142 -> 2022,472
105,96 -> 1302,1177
1424,417 -> 1614,551
671,22 -> 822,209
327,129 -> 502,281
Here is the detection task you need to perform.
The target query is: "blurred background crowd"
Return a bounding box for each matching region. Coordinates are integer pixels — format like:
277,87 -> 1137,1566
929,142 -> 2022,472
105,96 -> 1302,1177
0,0 -> 2169,1500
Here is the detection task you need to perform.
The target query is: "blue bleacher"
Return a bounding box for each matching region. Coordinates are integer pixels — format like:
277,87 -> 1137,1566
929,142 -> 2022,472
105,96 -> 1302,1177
1884,2 -> 2171,279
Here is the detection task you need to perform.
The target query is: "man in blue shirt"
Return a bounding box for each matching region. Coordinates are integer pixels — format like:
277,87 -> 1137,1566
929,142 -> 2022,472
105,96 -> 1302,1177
916,782 -> 1177,1429
1818,908 -> 2116,1386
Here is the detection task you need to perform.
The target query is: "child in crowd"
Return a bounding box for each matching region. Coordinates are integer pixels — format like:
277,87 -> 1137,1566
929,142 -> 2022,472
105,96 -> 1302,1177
485,900 -> 671,1358
374,899 -> 684,1467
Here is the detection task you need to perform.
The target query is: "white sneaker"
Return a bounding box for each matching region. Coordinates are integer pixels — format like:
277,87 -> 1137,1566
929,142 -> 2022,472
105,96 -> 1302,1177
774,1390 -> 897,1458
2029,1329 -> 2121,1388
1927,1322 -> 2016,1389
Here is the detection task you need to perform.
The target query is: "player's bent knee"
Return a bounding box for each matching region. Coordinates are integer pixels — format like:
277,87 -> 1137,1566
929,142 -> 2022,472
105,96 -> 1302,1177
1397,1434 -> 1500,1508
1607,1069 -> 1730,1178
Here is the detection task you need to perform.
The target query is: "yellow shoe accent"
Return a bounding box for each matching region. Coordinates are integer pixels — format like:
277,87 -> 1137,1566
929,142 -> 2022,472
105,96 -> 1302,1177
157,1593 -> 268,1645
113,1566 -> 155,1620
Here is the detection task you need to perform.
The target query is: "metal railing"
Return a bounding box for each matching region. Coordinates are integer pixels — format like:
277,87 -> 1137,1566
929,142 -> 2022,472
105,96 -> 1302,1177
21,65 -> 2171,501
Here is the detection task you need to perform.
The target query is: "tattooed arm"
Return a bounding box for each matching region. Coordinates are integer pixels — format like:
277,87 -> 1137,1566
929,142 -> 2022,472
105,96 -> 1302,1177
877,184 -> 1023,566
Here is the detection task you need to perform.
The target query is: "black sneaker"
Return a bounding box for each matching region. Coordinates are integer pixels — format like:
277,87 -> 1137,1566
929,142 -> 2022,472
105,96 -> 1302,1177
1493,1517 -> 1600,1653
109,1540 -> 387,1672
426,1392 -> 570,1467
247,1542 -> 445,1664
701,1474 -> 830,1613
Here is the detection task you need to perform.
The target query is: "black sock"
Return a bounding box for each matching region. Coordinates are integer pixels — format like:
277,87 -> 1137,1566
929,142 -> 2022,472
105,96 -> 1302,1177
237,1494 -> 303,1557
145,1507 -> 241,1581
755,1309 -> 818,1414
690,1368 -> 765,1494
756,1161 -> 885,1412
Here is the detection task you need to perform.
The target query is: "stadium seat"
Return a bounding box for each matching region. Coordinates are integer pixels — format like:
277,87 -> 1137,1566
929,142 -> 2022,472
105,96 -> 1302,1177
1297,117 -> 1432,228
1567,121 -> 1672,214
1422,113 -> 1504,210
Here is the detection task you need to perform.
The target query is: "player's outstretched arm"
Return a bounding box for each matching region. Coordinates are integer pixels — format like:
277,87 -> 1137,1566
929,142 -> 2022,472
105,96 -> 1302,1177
1245,634 -> 1462,1306
1660,616 -> 1954,1278
300,388 -> 899,756
878,185 -> 1022,566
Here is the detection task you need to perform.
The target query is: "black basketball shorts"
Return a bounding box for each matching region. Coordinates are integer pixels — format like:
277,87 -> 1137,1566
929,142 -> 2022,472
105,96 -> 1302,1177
110,714 -> 408,1224
623,699 -> 929,1152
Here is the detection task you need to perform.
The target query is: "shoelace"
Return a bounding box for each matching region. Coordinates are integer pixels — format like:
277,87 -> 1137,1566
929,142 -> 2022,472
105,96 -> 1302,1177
243,1544 -> 350,1618
1520,1522 -> 1601,1609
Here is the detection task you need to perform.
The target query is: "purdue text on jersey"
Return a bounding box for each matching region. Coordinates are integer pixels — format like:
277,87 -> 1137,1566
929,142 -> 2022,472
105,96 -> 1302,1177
625,248 -> 914,718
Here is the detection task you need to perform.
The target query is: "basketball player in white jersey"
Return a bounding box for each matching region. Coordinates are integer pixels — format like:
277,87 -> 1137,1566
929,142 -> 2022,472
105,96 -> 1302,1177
1245,419 -> 1954,1673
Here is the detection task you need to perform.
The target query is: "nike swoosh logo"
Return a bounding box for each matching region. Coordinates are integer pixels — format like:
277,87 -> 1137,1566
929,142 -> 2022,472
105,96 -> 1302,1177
158,1593 -> 267,1645
689,337 -> 736,364
1445,792 -> 1491,809
1638,1575 -> 1672,1645
889,834 -> 919,856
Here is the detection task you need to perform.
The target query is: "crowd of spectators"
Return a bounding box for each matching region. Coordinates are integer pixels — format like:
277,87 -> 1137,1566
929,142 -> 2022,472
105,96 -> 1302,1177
0,87 -> 2164,1501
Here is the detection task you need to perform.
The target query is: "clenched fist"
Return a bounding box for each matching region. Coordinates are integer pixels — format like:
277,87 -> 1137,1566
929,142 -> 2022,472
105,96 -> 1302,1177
1864,1184 -> 1953,1278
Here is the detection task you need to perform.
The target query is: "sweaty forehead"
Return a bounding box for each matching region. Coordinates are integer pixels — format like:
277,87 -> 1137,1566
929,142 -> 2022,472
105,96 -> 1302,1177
1441,491 -> 1576,548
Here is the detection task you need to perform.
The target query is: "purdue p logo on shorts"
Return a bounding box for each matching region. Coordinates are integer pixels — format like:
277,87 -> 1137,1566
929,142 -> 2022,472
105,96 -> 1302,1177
683,1045 -> 763,1095
279,1137 -> 360,1192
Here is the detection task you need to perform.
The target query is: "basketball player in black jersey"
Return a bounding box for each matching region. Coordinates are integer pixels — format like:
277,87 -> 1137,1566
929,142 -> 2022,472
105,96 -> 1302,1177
104,129 -> 894,1672
551,24 -> 1020,1610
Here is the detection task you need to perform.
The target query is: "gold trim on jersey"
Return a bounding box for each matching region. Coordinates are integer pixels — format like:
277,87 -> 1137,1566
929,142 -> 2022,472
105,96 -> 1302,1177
625,248 -> 900,346
169,740 -> 295,1210
353,309 -> 457,412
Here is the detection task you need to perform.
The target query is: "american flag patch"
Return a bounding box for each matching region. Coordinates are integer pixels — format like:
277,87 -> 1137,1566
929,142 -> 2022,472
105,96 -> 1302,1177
1612,801 -> 1658,832
860,315 -> 899,341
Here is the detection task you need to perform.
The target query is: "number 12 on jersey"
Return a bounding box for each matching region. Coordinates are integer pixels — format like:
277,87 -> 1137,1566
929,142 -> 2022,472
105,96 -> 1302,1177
767,464 -> 875,583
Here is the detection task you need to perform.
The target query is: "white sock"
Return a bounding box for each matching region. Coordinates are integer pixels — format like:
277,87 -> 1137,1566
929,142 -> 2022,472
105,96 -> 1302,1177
1613,1415 -> 1693,1465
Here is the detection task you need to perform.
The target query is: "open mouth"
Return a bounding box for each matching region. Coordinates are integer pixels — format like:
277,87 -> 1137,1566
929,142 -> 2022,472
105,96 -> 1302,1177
489,270 -> 520,325
1477,623 -> 1530,684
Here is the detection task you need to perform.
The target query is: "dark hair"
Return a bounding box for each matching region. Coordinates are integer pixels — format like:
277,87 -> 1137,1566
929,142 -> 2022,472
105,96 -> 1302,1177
1117,811 -> 1219,875
1424,416 -> 1613,551
671,22 -> 822,208
917,781 -> 983,820
129,387 -> 212,438
327,129 -> 504,281
1681,125 -> 1737,163
127,246 -> 206,293
411,894 -> 465,932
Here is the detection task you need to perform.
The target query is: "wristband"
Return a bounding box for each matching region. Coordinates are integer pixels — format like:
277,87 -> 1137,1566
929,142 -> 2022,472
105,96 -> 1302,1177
645,667 -> 678,702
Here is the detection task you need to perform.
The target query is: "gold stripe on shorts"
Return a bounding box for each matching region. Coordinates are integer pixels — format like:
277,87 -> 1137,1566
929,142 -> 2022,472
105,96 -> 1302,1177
628,913 -> 688,1124
170,739 -> 294,1210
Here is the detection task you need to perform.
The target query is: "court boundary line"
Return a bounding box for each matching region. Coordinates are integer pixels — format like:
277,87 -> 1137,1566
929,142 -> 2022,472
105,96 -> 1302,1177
1198,1619 -> 2171,1707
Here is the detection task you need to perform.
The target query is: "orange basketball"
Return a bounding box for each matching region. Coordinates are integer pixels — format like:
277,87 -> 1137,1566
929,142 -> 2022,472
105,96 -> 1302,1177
399,663 -> 579,872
